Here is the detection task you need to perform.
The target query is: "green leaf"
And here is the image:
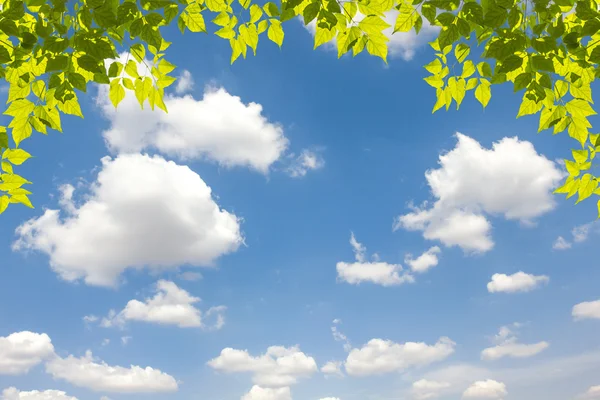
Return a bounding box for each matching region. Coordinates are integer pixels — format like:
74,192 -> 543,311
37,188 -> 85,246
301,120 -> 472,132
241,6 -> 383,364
438,25 -> 459,49
497,54 -> 523,74
268,19 -> 284,47
475,79 -> 491,107
531,55 -> 555,72
131,44 -> 146,63
264,2 -> 279,17
250,4 -> 263,23
454,43 -> 470,62
514,72 -> 531,92
572,149 -> 589,164
2,149 -> 32,165
303,2 -> 320,24
0,195 -> 9,214
109,80 -> 125,108
461,60 -> 475,78
181,11 -> 206,32
577,173 -> 598,203
68,73 -> 87,92
125,60 -> 140,78
424,59 -> 443,74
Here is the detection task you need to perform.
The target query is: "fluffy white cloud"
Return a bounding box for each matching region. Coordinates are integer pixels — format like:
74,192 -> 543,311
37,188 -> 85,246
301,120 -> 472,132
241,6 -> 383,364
336,233 -> 413,286
45,351 -> 178,393
344,337 -> 455,376
13,154 -> 242,287
241,386 -> 292,400
286,150 -> 325,177
411,379 -> 451,400
405,246 -> 441,273
99,80 -> 288,173
303,11 -> 439,60
0,332 -> 55,375
208,346 -> 317,387
572,299 -> 600,320
1,388 -> 77,400
552,236 -> 572,250
395,134 -> 563,252
462,380 -> 507,399
581,385 -> 600,399
174,70 -> 194,94
321,361 -> 344,377
481,325 -> 548,361
486,272 -> 549,293
99,280 -> 225,329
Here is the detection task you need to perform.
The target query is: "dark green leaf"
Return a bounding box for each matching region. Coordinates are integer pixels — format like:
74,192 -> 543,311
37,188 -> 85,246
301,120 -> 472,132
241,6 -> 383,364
303,2 -> 320,24
68,72 -> 87,92
436,12 -> 456,26
514,72 -> 531,91
77,54 -> 103,73
531,55 -> 555,72
483,6 -> 507,27
0,19 -> 20,36
45,55 -> 68,72
0,47 -> 11,64
438,25 -> 459,49
497,54 -> 523,73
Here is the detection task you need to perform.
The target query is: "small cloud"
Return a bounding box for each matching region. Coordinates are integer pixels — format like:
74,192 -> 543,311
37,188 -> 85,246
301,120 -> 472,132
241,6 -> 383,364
174,70 -> 194,94
552,236 -> 572,250
286,149 -> 325,177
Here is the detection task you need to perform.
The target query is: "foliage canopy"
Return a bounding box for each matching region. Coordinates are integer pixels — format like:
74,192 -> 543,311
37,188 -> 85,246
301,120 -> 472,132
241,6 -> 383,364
0,0 -> 598,216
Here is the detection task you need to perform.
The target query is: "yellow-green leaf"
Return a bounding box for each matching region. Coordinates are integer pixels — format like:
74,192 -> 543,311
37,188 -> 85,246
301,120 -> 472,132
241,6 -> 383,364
268,19 -> 284,47
2,149 -> 32,165
109,80 -> 126,108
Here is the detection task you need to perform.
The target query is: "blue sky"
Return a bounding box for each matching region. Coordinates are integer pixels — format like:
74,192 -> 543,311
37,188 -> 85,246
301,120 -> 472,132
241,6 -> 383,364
1,17 -> 600,400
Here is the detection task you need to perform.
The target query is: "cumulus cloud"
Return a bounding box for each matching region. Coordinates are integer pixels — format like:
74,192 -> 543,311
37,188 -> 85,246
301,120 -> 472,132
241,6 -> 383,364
572,299 -> 600,320
303,11 -> 439,60
394,134 -> 563,253
481,325 -> 548,361
344,337 -> 455,376
411,379 -> 451,400
405,246 -> 441,273
336,233 -> 414,286
486,272 -> 549,293
99,76 -> 288,173
98,280 -> 226,329
1,388 -> 77,400
286,149 -> 325,178
321,361 -> 344,377
241,386 -> 292,400
0,332 -> 55,375
462,380 -> 507,399
208,346 -> 317,388
581,385 -> 600,399
45,351 -> 178,393
174,70 -> 194,94
13,154 -> 242,287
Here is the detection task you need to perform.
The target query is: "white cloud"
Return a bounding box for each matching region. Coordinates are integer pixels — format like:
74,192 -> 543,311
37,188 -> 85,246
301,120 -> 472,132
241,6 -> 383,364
337,233 -> 414,286
319,398 -> 340,400
462,380 -> 507,399
45,351 -> 178,393
554,222 -> 598,250
177,271 -> 203,281
411,379 -> 451,400
331,319 -> 351,352
481,325 -> 548,361
241,386 -> 292,400
174,70 -> 194,94
286,149 -> 325,178
395,134 -> 563,253
0,332 -> 55,375
344,337 -> 455,376
405,246 -> 441,273
120,336 -> 132,345
552,236 -> 572,250
572,299 -> 600,320
486,272 -> 549,293
1,388 -> 77,400
99,81 -> 288,173
208,346 -> 317,387
581,385 -> 600,399
101,339 -> 110,346
303,11 -> 439,61
99,280 -> 225,329
321,361 -> 344,377
13,154 -> 242,287
83,315 -> 98,324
